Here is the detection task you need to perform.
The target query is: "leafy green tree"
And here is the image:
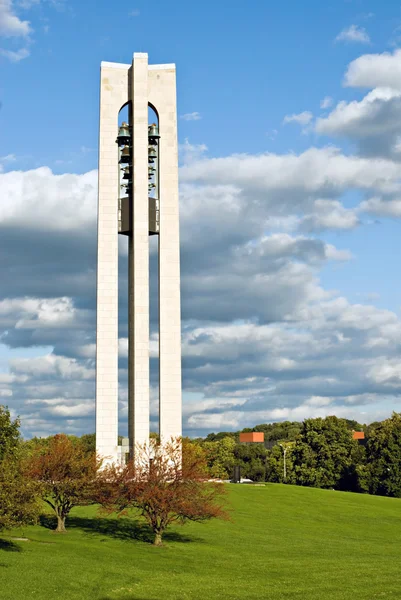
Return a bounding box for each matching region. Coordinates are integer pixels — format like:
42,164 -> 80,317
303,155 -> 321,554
233,443 -> 268,481
0,457 -> 40,531
0,406 -> 20,461
248,421 -> 302,444
266,442 -> 296,484
80,433 -> 96,455
204,431 -> 237,442
0,407 -> 40,531
291,416 -> 360,490
363,412 -> 401,497
202,437 -> 236,479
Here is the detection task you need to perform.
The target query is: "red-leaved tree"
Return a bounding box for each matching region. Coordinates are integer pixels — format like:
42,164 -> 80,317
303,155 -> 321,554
97,438 -> 228,546
26,434 -> 101,532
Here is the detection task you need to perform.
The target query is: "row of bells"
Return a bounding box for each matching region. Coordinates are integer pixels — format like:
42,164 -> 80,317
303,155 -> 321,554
120,166 -> 157,193
118,123 -> 158,195
119,145 -> 158,163
116,122 -> 160,145
120,166 -> 155,180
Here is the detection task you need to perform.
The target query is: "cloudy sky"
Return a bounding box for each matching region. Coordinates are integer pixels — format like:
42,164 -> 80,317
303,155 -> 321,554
2,0 -> 401,438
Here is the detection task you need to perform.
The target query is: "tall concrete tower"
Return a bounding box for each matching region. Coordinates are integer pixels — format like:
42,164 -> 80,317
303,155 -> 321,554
96,53 -> 182,465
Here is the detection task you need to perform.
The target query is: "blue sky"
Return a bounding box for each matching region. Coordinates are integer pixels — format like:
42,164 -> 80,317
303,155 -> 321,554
2,0 -> 401,438
2,0 -> 400,168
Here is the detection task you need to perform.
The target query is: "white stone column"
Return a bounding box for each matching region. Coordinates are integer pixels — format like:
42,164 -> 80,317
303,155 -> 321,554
128,54 -> 150,452
148,65 -> 182,443
96,62 -> 129,465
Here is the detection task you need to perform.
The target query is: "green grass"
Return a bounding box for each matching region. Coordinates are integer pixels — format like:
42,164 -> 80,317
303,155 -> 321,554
1,484 -> 401,599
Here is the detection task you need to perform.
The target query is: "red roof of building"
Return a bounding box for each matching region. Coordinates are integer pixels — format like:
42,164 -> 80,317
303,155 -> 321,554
239,432 -> 264,443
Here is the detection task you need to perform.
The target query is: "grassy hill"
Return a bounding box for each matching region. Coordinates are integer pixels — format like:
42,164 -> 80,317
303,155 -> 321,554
1,484 -> 400,600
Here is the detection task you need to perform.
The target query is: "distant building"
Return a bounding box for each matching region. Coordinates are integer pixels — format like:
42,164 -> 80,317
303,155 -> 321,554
352,431 -> 365,441
239,432 -> 265,443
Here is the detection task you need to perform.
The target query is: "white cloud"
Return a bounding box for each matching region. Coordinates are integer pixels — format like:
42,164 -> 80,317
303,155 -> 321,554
315,88 -> 401,153
0,167 -> 97,230
300,199 -> 359,232
47,402 -> 94,417
283,111 -> 313,126
315,52 -> 401,159
0,0 -> 30,36
179,139 -> 208,165
129,8 -> 139,17
359,196 -> 401,217
0,297 -> 80,329
180,112 -> 201,121
367,360 -> 401,387
10,354 -> 94,380
0,46 -> 29,61
180,146 -> 401,198
324,244 -> 353,262
335,24 -> 370,44
345,49 -> 401,90
320,96 -> 333,109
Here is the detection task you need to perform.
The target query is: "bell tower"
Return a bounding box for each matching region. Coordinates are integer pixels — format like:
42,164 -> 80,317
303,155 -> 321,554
96,54 -> 182,464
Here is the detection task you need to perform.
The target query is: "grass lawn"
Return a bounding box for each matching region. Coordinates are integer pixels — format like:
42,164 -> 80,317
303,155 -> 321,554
1,483 -> 401,599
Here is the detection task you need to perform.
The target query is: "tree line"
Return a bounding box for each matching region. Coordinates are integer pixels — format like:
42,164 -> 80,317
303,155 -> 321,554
0,406 -> 227,545
194,413 -> 401,497
3,406 -> 401,545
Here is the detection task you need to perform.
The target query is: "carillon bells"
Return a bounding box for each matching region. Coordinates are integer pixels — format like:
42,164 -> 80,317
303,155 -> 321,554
148,146 -> 157,163
116,122 -> 131,145
121,179 -> 132,193
120,146 -> 131,163
122,167 -> 130,180
148,123 -> 160,143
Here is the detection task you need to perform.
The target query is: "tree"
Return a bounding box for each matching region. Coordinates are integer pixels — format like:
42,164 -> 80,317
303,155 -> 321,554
0,407 -> 40,531
363,412 -> 401,497
291,416 -> 360,490
204,431 -> 237,442
26,434 -> 101,532
202,437 -> 236,479
266,442 -> 296,484
0,405 -> 20,461
97,438 -> 228,546
0,457 -> 40,531
79,433 -> 96,455
233,443 -> 268,481
250,421 -> 302,445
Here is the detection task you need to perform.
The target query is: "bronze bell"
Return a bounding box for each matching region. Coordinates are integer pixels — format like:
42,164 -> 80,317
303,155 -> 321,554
116,122 -> 131,145
122,167 -> 130,179
148,123 -> 160,141
120,146 -> 131,163
148,147 -> 157,159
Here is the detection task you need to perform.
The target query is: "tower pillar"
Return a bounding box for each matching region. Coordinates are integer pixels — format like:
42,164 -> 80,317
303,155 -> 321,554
96,54 -> 182,465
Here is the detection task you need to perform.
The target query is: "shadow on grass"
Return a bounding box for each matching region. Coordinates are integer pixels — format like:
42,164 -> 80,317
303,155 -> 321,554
39,514 -> 202,545
0,539 -> 22,552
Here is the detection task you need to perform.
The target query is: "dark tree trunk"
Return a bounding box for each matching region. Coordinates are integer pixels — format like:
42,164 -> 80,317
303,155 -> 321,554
55,515 -> 66,533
